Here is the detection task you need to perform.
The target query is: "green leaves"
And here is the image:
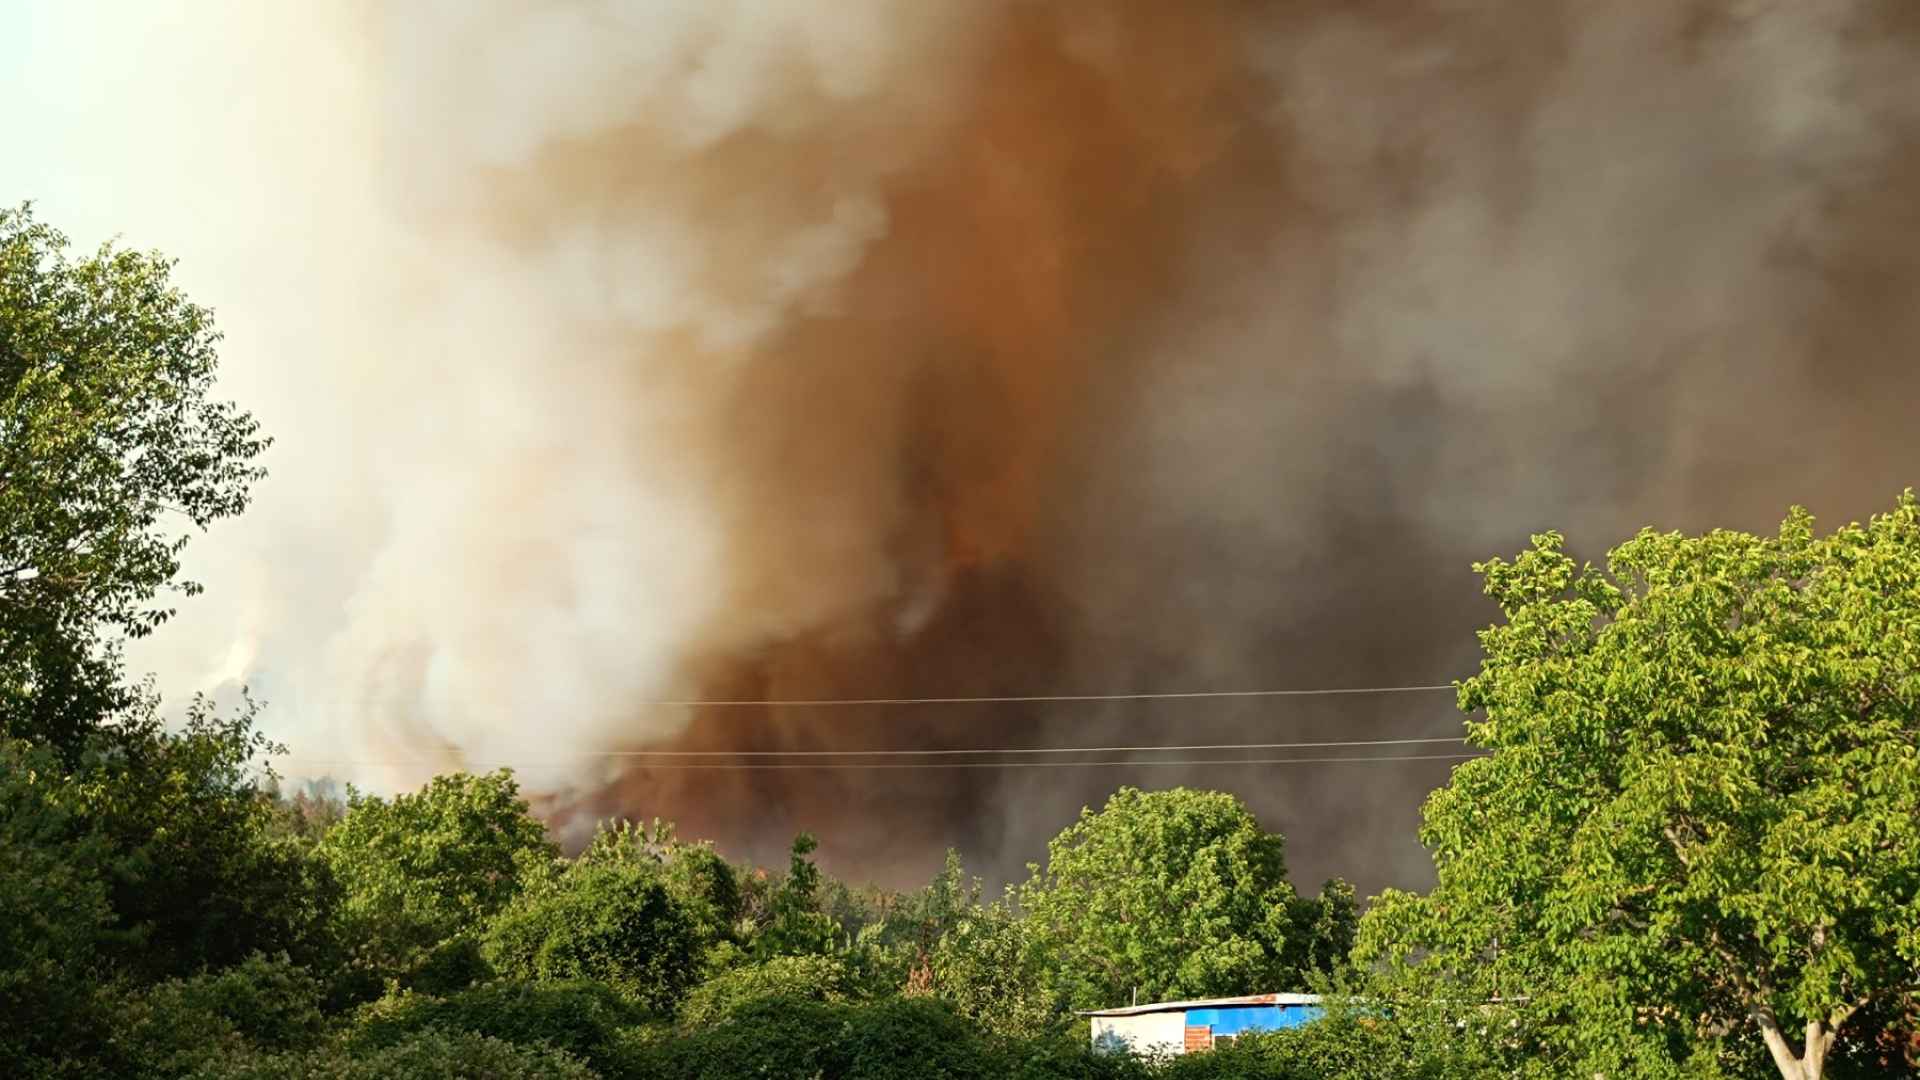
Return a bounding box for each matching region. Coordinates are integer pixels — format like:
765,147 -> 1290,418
756,832 -> 841,960
317,770 -> 558,988
0,205 -> 267,754
1363,495 -> 1920,1079
1022,786 -> 1337,1009
484,859 -> 705,1014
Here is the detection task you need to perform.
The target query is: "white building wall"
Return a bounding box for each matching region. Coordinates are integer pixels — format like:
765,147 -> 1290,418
1090,1010 -> 1186,1056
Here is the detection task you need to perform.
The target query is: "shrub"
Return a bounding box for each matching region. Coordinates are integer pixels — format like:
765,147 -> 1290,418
345,979 -> 638,1076
678,953 -> 854,1028
319,771 -> 557,987
634,995 -> 1010,1080
192,1028 -> 598,1080
111,954 -> 330,1077
629,995 -> 843,1080
486,860 -> 704,1015
837,995 -> 1000,1080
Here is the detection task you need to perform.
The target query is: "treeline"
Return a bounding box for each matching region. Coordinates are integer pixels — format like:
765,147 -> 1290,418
2,701 -> 1427,1080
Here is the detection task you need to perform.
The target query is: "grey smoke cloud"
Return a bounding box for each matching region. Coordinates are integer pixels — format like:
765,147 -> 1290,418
43,0 -> 1920,891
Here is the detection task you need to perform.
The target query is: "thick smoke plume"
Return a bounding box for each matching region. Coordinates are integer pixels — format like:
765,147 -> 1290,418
151,0 -> 1920,891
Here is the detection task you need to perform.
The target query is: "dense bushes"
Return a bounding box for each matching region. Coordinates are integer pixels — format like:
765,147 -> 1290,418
0,735 -> 1428,1080
0,697 -> 1514,1080
345,979 -> 643,1076
676,953 -> 855,1027
633,996 -> 1048,1080
485,860 -> 704,1013
318,771 -> 559,992
196,1029 -> 598,1080
110,954 -> 330,1077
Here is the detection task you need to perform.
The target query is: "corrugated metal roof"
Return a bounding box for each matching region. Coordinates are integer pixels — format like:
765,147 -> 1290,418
1079,992 -> 1322,1017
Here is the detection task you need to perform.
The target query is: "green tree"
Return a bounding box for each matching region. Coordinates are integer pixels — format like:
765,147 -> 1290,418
574,819 -> 741,949
0,738 -> 116,1078
484,858 -> 706,1014
318,770 -> 558,987
344,979 -> 639,1077
1360,497 -> 1920,1080
1,703 -> 329,1077
1283,878 -> 1358,981
636,995 -> 1007,1080
754,832 -> 839,959
0,206 -> 266,755
198,1028 -> 599,1080
926,890 -> 1066,1038
73,694 -> 334,982
678,953 -> 855,1028
1022,787 -> 1303,1009
108,953 -> 329,1079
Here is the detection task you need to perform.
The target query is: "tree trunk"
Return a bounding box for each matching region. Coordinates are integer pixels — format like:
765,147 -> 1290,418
1755,1011 -> 1833,1080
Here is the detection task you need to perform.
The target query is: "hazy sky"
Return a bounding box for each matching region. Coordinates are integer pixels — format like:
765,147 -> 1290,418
1,2 -> 393,762
9,1 -> 1920,891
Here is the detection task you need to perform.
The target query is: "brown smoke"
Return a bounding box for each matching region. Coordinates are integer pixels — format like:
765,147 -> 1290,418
282,0 -> 1920,893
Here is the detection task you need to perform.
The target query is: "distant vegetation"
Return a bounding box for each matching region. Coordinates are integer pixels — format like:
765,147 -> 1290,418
4,207 -> 1918,1080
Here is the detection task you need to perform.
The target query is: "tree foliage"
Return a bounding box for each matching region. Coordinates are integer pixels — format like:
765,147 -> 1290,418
198,1028 -> 599,1080
1360,497 -> 1920,1080
0,700 -> 331,1076
574,819 -> 741,950
485,858 -> 706,1014
634,995 -> 1007,1080
1023,786 -> 1329,1009
678,952 -> 857,1028
754,831 -> 840,959
317,770 -> 557,986
344,979 -> 640,1076
0,205 -> 266,754
74,694 -> 333,981
109,953 -> 329,1078
0,738 -> 117,1078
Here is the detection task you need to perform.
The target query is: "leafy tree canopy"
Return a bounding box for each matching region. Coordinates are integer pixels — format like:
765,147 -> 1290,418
0,737 -> 117,1077
71,693 -> 333,982
927,886 -> 1065,1039
1360,496 -> 1920,1080
574,818 -> 741,948
344,979 -> 639,1077
199,1028 -> 598,1080
1022,786 -> 1313,1009
485,857 -> 706,1014
678,953 -> 856,1028
755,832 -> 840,960
318,770 -> 558,983
0,205 -> 266,753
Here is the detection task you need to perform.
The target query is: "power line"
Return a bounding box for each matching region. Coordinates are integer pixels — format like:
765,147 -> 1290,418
271,735 -> 1464,761
268,752 -> 1480,772
267,683 -> 1460,709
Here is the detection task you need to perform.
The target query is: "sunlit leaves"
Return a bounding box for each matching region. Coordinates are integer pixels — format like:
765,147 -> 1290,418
0,205 -> 266,752
1360,496 -> 1920,1079
1022,786 -> 1341,1009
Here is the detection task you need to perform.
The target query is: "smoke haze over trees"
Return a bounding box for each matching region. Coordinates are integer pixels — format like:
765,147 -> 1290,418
9,0 -> 1920,898
4,202 -> 1919,1072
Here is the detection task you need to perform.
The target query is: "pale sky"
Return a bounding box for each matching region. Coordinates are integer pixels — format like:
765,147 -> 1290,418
1,2 -> 393,762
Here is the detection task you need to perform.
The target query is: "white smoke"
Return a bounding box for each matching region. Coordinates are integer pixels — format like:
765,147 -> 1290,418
113,0 -> 1004,786
13,0 -> 1920,889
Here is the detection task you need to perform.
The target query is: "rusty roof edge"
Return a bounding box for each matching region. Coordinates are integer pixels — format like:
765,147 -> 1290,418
1078,993 -> 1324,1017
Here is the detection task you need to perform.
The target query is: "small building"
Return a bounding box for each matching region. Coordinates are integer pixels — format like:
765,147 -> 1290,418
1084,993 -> 1324,1056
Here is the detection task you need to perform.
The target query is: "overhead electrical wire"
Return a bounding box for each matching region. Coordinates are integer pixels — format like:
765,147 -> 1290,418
266,736 -> 1477,772
266,734 -> 1465,760
259,684 -> 1474,772
269,752 -> 1480,772
269,683 -> 1459,709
